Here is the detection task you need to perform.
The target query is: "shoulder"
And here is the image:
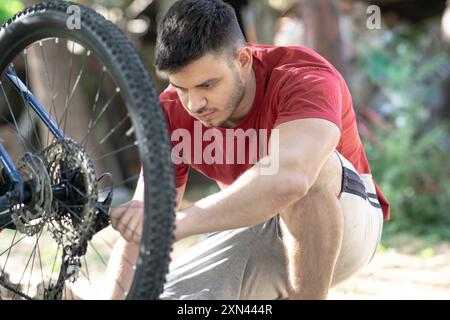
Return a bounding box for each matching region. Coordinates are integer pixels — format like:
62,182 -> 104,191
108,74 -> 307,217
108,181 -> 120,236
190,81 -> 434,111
250,43 -> 337,73
250,44 -> 343,94
159,86 -> 180,109
159,86 -> 192,130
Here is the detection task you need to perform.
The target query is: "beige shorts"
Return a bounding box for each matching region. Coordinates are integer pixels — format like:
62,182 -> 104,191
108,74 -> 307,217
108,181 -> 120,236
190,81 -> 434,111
161,151 -> 384,299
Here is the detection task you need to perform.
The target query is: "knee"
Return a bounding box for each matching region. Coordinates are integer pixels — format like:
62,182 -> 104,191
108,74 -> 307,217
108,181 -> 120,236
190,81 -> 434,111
307,152 -> 342,197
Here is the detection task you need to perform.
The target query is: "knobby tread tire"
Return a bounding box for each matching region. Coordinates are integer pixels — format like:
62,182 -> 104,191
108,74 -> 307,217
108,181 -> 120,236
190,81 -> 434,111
0,0 -> 176,300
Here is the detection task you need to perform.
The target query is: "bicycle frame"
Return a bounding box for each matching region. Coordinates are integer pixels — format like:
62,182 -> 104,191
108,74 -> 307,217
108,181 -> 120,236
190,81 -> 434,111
0,67 -> 65,214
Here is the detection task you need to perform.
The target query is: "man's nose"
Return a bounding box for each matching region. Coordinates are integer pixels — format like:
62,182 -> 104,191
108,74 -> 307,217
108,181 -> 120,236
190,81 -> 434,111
187,91 -> 207,114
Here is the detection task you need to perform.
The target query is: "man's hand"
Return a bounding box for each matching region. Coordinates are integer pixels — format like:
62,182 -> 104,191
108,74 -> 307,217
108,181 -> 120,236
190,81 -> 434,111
110,200 -> 144,244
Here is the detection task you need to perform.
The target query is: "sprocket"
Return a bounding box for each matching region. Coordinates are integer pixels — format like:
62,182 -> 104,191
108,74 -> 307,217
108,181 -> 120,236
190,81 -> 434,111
40,138 -> 98,254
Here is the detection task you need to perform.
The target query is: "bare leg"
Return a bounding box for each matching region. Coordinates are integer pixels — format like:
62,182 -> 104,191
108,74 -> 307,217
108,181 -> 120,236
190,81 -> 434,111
105,237 -> 139,300
280,152 -> 344,300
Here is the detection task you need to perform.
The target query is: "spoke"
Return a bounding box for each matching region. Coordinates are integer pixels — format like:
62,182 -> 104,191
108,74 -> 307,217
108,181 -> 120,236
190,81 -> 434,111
97,173 -> 139,194
87,241 -> 108,267
38,41 -> 58,147
0,234 -> 28,257
36,237 -> 46,296
61,46 -> 89,134
0,211 -> 17,231
67,51 -> 89,102
93,67 -> 106,115
58,40 -> 75,134
93,141 -> 138,162
98,114 -> 130,145
12,231 -> 42,300
0,79 -> 30,152
81,88 -> 120,146
78,264 -> 110,300
48,242 -> 61,296
88,241 -> 127,297
0,112 -> 27,144
78,267 -> 95,299
27,227 -> 45,298
0,230 -> 18,276
26,232 -> 40,297
82,66 -> 106,149
0,111 -> 13,127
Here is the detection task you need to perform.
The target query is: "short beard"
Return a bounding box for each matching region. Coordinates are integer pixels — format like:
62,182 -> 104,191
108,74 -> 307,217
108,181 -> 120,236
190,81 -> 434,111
217,68 -> 246,127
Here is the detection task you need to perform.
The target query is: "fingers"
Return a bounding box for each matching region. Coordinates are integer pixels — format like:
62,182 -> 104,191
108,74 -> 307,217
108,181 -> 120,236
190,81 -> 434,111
127,214 -> 143,244
122,212 -> 138,243
118,212 -> 135,242
110,205 -> 128,230
110,200 -> 144,244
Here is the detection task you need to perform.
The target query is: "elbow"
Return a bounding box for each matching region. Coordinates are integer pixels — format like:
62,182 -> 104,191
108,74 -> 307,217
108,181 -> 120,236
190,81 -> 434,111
277,172 -> 310,203
273,155 -> 317,202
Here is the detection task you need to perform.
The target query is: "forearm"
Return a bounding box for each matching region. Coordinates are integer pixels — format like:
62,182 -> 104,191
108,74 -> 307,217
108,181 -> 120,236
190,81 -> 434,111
175,158 -> 306,241
133,173 -> 185,210
105,237 -> 139,299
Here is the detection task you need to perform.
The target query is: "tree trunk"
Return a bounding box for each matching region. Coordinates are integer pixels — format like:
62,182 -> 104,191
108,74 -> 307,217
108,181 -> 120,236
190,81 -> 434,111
297,0 -> 347,79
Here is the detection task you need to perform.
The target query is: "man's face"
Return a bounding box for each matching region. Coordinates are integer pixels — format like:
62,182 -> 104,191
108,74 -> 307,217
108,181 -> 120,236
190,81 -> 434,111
168,52 -> 246,128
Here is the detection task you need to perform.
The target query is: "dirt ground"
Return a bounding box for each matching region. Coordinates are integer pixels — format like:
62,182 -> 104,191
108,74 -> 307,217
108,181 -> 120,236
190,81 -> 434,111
329,242 -> 450,299
172,235 -> 450,300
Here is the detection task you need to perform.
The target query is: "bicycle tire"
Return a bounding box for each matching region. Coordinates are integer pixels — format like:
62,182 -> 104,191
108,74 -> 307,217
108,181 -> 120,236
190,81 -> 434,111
0,0 -> 175,299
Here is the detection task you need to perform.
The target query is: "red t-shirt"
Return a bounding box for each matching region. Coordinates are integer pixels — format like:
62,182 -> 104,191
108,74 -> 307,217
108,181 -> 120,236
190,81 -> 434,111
159,44 -> 390,220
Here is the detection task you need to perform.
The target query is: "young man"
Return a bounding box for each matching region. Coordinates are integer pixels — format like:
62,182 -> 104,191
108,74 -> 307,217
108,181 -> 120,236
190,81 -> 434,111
109,0 -> 389,300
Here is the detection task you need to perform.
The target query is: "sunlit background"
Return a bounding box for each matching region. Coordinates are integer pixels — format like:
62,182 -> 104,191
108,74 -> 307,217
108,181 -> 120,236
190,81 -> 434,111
1,0 -> 450,299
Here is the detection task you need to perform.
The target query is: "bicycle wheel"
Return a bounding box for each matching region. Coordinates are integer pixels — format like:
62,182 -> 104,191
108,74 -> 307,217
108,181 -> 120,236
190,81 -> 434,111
0,0 -> 175,299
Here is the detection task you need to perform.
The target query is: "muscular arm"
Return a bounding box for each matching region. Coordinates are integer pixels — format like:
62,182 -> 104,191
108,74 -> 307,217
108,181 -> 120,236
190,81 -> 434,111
174,118 -> 341,241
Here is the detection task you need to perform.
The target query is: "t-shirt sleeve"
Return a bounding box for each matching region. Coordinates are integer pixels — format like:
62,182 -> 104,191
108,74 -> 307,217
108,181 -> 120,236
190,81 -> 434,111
273,68 -> 343,130
159,95 -> 190,189
173,160 -> 190,188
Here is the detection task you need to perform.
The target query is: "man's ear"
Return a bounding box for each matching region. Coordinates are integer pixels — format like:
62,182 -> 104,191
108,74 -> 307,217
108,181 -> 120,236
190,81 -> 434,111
236,46 -> 253,72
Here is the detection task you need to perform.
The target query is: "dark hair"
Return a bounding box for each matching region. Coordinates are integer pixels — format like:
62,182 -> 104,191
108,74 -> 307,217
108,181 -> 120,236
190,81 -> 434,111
155,0 -> 246,73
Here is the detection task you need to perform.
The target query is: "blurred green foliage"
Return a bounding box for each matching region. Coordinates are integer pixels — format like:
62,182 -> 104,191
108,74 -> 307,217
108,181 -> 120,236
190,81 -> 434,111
356,22 -> 450,240
0,1 -> 23,25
